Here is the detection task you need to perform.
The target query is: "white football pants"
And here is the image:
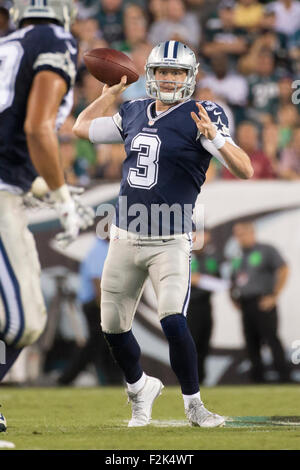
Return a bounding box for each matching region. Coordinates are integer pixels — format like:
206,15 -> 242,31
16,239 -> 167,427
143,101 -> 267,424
0,191 -> 47,347
100,225 -> 193,334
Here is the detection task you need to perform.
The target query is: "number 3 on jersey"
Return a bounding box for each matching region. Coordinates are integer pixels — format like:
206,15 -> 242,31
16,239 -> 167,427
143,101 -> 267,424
127,133 -> 161,189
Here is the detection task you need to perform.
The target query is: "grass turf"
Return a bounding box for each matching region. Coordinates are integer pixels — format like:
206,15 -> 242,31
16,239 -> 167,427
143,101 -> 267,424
0,385 -> 299,450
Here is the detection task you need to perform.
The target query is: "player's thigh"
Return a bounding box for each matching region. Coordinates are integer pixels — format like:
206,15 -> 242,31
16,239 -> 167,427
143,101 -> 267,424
0,192 -> 46,347
148,235 -> 192,319
101,239 -> 148,333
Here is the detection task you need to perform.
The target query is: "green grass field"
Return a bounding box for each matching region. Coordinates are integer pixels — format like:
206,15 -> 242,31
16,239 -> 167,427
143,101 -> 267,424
0,385 -> 300,450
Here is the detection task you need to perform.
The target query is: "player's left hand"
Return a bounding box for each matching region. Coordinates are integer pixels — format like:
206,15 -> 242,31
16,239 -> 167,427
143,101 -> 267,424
191,103 -> 217,141
259,294 -> 277,311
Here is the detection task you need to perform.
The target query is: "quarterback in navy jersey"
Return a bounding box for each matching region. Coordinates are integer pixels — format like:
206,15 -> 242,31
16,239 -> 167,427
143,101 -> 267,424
0,0 -> 94,431
110,97 -> 232,235
74,41 -> 253,428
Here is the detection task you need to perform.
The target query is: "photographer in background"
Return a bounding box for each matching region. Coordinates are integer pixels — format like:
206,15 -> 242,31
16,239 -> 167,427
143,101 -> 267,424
230,220 -> 291,383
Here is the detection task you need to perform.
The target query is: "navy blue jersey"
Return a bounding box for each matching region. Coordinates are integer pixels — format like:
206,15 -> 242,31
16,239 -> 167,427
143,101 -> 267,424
112,98 -> 231,236
0,24 -> 77,192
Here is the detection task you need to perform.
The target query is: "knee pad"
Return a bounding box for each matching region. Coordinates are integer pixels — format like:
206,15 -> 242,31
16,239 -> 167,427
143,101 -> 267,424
101,299 -> 129,334
101,299 -> 120,333
160,313 -> 188,340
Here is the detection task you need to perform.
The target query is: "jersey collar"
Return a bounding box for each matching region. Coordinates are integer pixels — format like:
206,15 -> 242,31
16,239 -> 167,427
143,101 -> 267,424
147,99 -> 191,124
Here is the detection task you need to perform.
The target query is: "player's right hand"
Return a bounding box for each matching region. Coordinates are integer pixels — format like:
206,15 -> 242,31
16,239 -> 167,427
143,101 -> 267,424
101,75 -> 128,97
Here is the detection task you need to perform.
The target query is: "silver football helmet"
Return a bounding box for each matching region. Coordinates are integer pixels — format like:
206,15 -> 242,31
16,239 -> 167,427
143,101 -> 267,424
145,41 -> 199,104
11,0 -> 77,32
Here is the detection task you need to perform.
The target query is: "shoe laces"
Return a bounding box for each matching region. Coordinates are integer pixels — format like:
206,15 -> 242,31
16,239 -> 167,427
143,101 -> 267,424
127,391 -> 148,419
187,399 -> 213,421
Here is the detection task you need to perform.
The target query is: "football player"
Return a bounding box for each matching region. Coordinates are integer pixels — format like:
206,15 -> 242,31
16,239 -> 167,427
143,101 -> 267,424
0,0 -> 94,430
73,41 -> 253,428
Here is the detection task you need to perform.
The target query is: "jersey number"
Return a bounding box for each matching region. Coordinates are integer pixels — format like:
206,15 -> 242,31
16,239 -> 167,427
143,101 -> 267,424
127,133 -> 161,189
0,41 -> 24,113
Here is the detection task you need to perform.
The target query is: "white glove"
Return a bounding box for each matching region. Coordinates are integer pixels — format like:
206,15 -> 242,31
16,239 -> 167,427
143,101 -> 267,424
24,177 -> 86,208
51,185 -> 95,248
24,178 -> 95,247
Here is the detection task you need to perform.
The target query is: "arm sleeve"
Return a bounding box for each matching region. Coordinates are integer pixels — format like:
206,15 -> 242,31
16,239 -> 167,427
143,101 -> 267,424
200,135 -> 239,169
197,101 -> 239,169
89,116 -> 124,144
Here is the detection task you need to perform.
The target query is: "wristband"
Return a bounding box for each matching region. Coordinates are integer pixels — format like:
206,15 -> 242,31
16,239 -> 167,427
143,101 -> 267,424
210,132 -> 226,150
51,184 -> 72,203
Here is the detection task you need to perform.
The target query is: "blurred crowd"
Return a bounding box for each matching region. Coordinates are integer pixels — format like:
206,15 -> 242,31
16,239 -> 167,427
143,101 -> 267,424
1,0 -> 299,386
1,0 -> 300,183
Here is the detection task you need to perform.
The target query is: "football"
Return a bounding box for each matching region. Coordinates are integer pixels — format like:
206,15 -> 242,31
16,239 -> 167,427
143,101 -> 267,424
31,176 -> 49,198
83,48 -> 139,86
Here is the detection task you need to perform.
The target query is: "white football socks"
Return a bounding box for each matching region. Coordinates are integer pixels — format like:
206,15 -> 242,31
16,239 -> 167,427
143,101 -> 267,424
127,372 -> 146,394
183,392 -> 201,409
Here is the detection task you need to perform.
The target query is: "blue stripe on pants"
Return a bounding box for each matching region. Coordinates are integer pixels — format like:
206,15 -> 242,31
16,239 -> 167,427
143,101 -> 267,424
0,237 -> 25,346
0,280 -> 10,339
181,233 -> 192,316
